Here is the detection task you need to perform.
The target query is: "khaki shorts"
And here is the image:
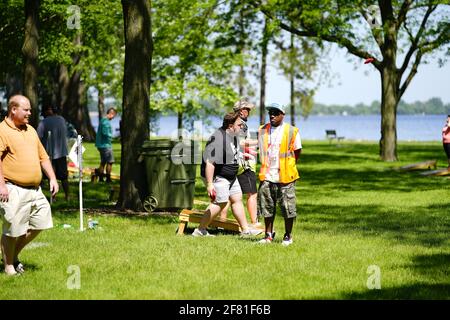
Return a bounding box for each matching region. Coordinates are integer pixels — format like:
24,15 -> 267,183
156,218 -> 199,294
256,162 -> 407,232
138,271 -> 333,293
258,181 -> 297,219
1,184 -> 53,237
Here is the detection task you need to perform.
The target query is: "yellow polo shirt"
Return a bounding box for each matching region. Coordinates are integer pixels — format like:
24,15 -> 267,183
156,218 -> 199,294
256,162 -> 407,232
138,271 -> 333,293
0,118 -> 49,187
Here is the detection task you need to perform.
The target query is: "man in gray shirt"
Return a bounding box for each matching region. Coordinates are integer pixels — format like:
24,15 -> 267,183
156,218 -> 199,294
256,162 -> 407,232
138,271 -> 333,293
37,105 -> 69,201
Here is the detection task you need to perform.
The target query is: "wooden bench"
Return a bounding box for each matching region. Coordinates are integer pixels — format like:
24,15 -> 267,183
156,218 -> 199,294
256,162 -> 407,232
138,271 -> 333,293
420,168 -> 450,177
325,130 -> 345,144
177,208 -> 242,235
398,160 -> 437,171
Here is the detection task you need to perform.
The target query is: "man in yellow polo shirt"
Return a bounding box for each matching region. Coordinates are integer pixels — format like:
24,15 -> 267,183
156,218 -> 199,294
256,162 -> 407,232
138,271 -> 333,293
0,95 -> 59,276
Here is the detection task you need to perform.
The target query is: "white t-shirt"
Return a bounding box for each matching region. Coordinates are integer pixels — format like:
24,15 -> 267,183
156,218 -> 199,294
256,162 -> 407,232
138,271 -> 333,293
265,123 -> 302,183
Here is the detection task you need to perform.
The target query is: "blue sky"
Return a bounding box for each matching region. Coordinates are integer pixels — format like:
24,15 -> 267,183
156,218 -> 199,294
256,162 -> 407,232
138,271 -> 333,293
266,44 -> 450,106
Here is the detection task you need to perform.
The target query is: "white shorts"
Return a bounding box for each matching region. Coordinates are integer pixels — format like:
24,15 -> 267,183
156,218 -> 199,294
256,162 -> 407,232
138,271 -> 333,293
1,184 -> 53,237
212,176 -> 242,204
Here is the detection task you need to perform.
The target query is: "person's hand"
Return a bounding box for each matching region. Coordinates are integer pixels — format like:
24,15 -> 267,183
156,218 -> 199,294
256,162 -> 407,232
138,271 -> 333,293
49,179 -> 59,197
0,184 -> 8,202
206,183 -> 216,201
243,146 -> 257,160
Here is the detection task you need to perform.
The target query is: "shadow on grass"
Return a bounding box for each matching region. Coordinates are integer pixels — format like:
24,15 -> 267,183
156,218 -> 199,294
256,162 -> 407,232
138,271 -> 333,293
341,283 -> 450,299
302,142 -> 446,167
339,253 -> 450,299
300,202 -> 450,247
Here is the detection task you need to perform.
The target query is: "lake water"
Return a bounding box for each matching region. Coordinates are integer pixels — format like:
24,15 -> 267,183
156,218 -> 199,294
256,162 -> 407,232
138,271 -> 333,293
91,114 -> 447,142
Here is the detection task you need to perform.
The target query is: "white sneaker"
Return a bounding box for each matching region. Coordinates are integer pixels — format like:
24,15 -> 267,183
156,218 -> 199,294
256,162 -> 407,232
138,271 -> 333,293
240,227 -> 263,237
192,228 -> 215,237
282,236 -> 293,246
258,237 -> 272,244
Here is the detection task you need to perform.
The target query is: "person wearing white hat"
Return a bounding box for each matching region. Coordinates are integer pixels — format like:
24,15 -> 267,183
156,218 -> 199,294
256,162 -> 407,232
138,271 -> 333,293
257,103 -> 302,246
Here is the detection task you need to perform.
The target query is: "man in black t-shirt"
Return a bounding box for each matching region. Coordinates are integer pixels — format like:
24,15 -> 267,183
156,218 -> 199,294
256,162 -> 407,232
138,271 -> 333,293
194,112 -> 261,237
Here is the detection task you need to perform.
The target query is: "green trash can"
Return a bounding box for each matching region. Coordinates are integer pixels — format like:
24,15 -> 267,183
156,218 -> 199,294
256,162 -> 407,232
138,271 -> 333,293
140,139 -> 198,212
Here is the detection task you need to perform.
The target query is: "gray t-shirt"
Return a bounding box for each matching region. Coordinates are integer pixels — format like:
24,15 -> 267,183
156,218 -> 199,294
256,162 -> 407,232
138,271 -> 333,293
37,115 -> 68,159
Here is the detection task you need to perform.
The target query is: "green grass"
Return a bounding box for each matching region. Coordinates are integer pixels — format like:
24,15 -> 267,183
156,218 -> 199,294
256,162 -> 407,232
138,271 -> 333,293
1,140 -> 449,299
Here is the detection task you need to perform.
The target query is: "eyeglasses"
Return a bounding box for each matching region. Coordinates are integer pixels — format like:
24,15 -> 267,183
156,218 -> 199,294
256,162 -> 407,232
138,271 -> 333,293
268,111 -> 282,116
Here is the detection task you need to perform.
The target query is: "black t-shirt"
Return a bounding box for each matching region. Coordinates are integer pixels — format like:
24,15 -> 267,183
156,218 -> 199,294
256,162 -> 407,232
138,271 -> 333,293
201,128 -> 239,182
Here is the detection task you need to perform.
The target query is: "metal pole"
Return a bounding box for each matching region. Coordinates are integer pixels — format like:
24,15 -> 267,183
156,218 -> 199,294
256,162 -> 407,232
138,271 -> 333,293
48,130 -> 53,204
77,135 -> 84,231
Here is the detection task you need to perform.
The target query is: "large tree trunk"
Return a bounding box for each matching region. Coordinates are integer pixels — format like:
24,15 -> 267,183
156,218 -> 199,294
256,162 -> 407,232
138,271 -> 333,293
379,66 -> 399,161
60,34 -> 96,141
379,19 -> 399,162
22,0 -> 40,128
119,0 -> 152,211
259,17 -> 269,125
57,64 -> 69,109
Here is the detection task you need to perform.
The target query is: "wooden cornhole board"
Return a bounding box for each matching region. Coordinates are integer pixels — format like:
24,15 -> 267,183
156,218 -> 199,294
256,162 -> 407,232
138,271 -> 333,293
68,166 -> 96,178
398,160 -> 437,171
420,168 -> 450,176
177,208 -> 242,235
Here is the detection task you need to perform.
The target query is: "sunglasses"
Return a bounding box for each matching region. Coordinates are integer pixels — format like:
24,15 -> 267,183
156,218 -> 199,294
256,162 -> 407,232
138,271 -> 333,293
268,111 -> 282,116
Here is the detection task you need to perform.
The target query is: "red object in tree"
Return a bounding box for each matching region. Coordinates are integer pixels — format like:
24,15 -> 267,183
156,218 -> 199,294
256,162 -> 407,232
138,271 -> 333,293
68,162 -> 76,167
364,57 -> 375,64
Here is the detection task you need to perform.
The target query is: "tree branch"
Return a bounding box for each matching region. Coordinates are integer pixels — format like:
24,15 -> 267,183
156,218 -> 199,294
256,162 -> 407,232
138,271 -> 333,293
359,7 -> 384,48
398,3 -> 437,76
396,0 -> 414,31
399,50 -> 422,98
258,5 -> 383,70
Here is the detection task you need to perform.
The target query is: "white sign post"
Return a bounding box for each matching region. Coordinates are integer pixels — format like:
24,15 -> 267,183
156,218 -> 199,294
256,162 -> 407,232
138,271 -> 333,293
77,135 -> 84,231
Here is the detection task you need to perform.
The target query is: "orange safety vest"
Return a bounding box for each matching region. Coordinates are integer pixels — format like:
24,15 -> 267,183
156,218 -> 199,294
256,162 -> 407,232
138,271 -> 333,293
258,123 -> 300,183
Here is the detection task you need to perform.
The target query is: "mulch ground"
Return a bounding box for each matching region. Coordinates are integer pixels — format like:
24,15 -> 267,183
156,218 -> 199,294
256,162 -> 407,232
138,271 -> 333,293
60,207 -> 180,217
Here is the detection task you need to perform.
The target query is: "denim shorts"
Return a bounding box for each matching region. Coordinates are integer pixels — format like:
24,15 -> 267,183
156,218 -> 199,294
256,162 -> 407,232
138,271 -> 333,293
98,147 -> 114,164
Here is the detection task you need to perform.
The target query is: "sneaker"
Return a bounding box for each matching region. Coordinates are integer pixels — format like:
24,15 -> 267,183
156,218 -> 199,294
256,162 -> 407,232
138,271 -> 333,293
1,259 -> 25,274
240,227 -> 263,237
282,235 -> 293,247
192,228 -> 215,237
14,261 -> 25,274
258,232 -> 274,244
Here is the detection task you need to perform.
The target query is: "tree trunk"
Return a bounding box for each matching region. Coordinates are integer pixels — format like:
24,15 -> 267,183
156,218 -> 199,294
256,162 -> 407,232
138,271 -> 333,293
290,74 -> 295,126
57,64 -> 69,110
22,0 -> 40,128
238,10 -> 245,97
379,19 -> 399,161
290,33 -> 295,126
177,111 -> 183,135
5,73 -> 23,99
259,17 -> 269,125
119,0 -> 152,211
379,66 -> 399,161
60,34 -> 96,141
98,87 -> 105,121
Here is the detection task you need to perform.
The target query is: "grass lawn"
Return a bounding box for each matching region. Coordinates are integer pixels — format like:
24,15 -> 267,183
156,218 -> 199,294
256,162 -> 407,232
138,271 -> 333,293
1,140 -> 449,299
